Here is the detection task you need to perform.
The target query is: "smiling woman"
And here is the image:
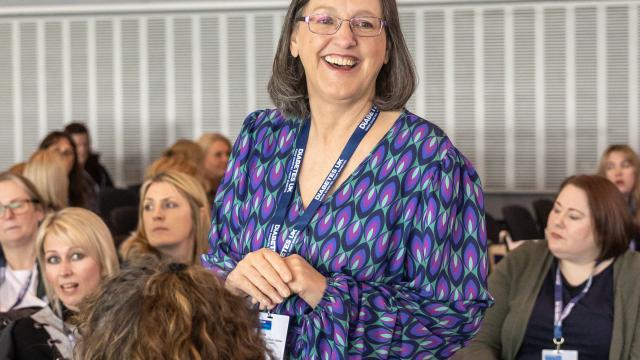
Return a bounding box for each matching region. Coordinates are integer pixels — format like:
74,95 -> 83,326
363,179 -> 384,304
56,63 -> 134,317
0,207 -> 119,360
202,0 -> 491,358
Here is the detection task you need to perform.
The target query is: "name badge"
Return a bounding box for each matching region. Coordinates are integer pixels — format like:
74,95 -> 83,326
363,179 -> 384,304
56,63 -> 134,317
259,312 -> 289,360
542,349 -> 578,360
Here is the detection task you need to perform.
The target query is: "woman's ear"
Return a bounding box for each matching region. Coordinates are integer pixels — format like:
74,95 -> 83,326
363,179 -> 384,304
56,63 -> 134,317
290,27 -> 300,58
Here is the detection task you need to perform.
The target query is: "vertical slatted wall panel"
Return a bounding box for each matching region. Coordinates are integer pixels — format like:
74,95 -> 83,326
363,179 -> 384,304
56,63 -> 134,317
122,18 -> 143,183
544,7 -> 568,189
483,9 -> 506,189
0,24 -> 12,167
513,8 -> 537,189
453,10 -> 476,164
607,6 -> 629,144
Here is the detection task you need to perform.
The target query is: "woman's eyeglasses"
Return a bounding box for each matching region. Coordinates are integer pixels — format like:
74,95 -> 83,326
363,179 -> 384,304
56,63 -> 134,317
296,14 -> 386,37
0,199 -> 37,218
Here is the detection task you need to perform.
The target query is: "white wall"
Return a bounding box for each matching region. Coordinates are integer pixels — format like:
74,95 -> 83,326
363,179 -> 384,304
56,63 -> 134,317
0,0 -> 638,192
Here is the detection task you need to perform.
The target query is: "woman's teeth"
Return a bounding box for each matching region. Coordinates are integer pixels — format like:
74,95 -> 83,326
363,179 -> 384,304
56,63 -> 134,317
324,55 -> 357,67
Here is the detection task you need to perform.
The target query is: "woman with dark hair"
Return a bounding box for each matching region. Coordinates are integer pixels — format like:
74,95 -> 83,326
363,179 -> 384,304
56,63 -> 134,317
455,175 -> 640,359
202,0 -> 491,358
76,256 -> 268,360
38,131 -> 99,213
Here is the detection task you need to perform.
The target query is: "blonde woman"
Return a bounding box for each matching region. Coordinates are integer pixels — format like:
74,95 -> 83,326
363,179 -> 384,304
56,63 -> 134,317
120,171 -> 210,265
598,145 -> 640,230
23,150 -> 69,211
196,133 -> 231,195
0,207 -> 119,360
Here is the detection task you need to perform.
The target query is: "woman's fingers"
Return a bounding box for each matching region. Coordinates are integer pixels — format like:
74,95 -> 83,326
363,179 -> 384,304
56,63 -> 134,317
251,251 -> 292,298
226,270 -> 274,308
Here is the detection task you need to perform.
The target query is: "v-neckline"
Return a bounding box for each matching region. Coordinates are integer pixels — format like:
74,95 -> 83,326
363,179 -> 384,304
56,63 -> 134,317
294,109 -> 409,212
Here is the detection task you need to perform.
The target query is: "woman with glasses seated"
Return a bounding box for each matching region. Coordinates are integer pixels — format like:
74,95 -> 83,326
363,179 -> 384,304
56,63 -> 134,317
455,175 -> 640,359
201,0 -> 491,358
0,173 -> 48,327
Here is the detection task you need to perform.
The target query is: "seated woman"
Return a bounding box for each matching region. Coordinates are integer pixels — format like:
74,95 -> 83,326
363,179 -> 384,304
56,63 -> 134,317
39,131 -> 99,213
598,144 -> 640,235
0,173 -> 48,322
196,133 -> 231,197
76,256 -> 268,360
0,207 -> 119,359
455,174 -> 640,359
23,150 -> 69,212
120,171 -> 210,265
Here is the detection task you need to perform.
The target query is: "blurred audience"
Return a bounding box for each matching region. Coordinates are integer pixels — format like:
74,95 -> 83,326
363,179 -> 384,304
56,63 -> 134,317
64,122 -> 114,190
455,175 -> 640,359
23,150 -> 69,212
0,207 -> 119,360
76,256 -> 269,360
0,173 -> 48,318
120,171 -> 210,265
39,131 -> 99,213
145,141 -> 209,193
196,133 -> 231,197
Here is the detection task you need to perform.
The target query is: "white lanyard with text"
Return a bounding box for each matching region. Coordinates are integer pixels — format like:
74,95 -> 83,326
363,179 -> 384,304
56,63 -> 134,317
266,105 -> 381,257
552,262 -> 597,351
0,265 -> 35,311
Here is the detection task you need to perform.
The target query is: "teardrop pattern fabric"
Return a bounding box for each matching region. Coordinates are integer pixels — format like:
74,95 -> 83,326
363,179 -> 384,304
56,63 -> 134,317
202,108 -> 493,359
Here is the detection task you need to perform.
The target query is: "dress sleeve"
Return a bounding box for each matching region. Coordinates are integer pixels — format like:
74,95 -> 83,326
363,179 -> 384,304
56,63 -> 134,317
201,110 -> 264,278
293,140 -> 493,359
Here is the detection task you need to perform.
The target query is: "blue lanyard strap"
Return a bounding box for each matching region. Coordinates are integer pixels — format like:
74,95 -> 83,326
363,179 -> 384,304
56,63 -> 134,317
553,262 -> 597,345
267,105 -> 381,257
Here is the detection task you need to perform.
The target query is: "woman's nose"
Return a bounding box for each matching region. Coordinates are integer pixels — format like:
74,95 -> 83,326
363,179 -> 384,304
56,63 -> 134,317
59,260 -> 73,277
333,20 -> 357,47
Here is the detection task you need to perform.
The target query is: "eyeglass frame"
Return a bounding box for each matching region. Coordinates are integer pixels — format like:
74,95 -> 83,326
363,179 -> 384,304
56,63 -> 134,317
0,199 -> 39,219
295,14 -> 387,37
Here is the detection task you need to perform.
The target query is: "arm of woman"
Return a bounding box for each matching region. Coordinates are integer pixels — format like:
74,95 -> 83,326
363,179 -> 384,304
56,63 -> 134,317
201,110 -> 293,308
452,247 -> 513,359
288,144 -> 493,359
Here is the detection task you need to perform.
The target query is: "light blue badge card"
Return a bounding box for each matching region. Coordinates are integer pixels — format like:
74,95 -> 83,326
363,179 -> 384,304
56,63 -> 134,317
542,349 -> 578,360
259,312 -> 290,360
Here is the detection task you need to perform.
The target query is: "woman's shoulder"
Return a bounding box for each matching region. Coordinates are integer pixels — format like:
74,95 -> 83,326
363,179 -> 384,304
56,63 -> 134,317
241,108 -> 298,136
614,250 -> 640,277
400,110 -> 475,166
494,240 -> 551,275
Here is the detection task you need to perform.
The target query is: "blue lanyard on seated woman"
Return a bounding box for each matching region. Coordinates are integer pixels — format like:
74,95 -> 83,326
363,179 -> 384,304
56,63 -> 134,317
0,266 -> 35,311
552,261 -> 599,351
265,104 -> 381,258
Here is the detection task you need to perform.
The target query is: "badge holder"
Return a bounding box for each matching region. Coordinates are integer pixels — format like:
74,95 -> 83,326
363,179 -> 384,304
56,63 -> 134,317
260,309 -> 290,360
541,337 -> 578,360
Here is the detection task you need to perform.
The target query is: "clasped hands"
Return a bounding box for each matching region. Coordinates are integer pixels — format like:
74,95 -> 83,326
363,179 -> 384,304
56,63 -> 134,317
225,248 -> 327,310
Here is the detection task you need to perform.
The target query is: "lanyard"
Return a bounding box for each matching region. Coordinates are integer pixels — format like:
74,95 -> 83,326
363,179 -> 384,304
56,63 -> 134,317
552,262 -> 597,349
266,105 -> 381,257
0,265 -> 35,311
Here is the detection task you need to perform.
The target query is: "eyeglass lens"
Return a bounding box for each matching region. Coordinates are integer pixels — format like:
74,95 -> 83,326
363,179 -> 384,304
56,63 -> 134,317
307,15 -> 383,36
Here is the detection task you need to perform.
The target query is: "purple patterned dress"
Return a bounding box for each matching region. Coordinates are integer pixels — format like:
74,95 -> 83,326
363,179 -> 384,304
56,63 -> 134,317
202,108 -> 492,359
